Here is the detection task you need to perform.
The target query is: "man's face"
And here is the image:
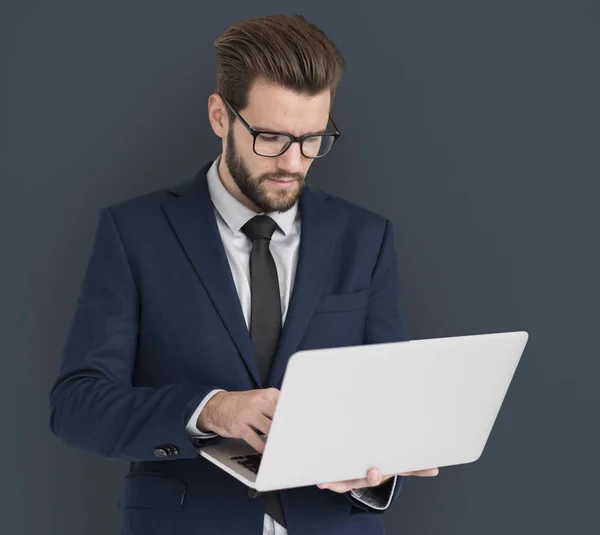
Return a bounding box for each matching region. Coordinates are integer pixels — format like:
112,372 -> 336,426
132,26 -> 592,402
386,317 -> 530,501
223,79 -> 331,213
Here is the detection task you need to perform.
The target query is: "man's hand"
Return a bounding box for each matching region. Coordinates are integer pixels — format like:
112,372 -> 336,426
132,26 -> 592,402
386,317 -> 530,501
317,467 -> 439,493
197,388 -> 280,454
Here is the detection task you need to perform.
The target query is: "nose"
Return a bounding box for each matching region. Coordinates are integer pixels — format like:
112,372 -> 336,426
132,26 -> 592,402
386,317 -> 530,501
277,141 -> 305,174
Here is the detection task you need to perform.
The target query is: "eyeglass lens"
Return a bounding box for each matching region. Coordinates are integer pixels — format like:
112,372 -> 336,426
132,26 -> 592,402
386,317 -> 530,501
254,133 -> 335,158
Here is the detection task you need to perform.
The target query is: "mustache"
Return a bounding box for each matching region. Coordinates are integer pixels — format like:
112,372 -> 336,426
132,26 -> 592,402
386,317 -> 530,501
261,171 -> 304,182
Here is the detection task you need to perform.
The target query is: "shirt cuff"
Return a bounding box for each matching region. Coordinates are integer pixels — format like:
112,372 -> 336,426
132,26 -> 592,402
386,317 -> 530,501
349,475 -> 397,510
185,389 -> 226,438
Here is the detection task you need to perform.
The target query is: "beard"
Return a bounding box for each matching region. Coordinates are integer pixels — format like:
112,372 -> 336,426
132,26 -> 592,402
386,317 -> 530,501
225,127 -> 305,213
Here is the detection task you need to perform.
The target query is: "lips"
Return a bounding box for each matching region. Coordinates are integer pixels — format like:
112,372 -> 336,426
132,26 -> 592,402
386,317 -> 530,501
267,178 -> 297,189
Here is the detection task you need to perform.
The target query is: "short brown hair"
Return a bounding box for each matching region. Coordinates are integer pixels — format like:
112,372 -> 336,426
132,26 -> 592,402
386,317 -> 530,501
214,14 -> 346,120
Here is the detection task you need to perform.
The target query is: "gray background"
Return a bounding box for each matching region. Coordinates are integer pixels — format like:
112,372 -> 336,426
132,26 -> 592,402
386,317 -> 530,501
2,1 -> 598,534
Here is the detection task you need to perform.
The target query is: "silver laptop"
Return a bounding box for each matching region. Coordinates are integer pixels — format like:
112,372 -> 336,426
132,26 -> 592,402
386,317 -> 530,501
199,330 -> 529,492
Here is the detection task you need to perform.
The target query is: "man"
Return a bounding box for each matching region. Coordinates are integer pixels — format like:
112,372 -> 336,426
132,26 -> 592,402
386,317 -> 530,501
49,14 -> 438,535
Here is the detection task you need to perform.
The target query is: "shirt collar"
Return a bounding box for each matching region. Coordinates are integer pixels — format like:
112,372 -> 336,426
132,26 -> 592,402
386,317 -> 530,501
206,154 -> 299,236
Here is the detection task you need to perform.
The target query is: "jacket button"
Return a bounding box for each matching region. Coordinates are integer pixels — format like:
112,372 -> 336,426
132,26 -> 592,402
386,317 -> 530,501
153,447 -> 168,459
247,488 -> 262,499
164,445 -> 179,456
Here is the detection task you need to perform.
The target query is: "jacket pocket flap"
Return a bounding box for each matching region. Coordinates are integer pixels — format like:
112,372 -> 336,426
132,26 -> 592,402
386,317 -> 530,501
117,473 -> 187,510
314,288 -> 369,313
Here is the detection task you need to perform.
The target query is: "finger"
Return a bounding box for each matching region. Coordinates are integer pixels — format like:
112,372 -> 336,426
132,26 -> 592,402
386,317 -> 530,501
260,389 -> 280,419
241,426 -> 266,454
319,469 -> 385,492
366,468 -> 383,487
320,478 -> 369,493
318,481 -> 353,493
398,468 -> 439,477
416,468 -> 439,477
266,387 -> 280,400
250,413 -> 272,437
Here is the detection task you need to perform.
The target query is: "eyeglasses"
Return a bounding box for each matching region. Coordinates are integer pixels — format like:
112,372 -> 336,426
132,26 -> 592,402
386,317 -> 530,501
222,97 -> 341,159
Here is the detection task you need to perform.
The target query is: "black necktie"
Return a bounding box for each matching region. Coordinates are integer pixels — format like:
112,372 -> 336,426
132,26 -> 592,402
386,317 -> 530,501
241,215 -> 286,528
241,215 -> 282,385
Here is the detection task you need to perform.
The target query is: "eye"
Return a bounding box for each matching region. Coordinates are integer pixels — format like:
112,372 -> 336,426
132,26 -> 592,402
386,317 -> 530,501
257,133 -> 288,143
304,136 -> 321,144
254,133 -> 291,156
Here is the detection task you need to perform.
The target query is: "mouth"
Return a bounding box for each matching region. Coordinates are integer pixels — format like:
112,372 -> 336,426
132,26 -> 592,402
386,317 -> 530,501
267,178 -> 297,189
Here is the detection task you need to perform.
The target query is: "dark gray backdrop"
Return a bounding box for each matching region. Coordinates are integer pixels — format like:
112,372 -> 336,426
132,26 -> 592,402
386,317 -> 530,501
2,1 -> 598,534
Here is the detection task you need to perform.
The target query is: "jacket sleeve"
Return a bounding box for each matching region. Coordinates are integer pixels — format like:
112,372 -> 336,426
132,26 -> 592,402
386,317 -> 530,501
346,475 -> 408,513
345,218 -> 410,512
185,389 -> 226,437
49,207 -> 221,462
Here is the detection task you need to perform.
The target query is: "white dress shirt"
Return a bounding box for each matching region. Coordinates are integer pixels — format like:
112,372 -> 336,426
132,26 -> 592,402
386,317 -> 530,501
184,155 -> 396,532
185,153 -> 301,437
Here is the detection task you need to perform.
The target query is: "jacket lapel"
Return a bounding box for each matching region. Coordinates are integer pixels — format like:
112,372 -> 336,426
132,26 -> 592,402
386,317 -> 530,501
161,162 -> 261,387
161,161 -> 346,390
266,183 -> 346,388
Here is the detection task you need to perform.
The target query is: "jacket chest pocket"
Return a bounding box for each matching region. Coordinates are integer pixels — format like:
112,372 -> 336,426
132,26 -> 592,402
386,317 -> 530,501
313,288 -> 369,314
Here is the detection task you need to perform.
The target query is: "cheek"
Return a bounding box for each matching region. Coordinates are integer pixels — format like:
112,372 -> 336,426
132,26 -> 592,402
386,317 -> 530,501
240,149 -> 270,177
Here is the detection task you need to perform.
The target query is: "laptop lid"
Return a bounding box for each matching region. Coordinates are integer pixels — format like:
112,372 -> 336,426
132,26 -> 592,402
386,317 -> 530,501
254,330 -> 528,491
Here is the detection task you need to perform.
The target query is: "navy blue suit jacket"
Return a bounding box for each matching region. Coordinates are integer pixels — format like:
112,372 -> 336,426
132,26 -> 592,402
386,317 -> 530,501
49,161 -> 410,535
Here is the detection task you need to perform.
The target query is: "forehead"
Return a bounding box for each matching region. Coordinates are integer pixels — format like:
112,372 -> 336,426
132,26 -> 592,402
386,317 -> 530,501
242,79 -> 331,135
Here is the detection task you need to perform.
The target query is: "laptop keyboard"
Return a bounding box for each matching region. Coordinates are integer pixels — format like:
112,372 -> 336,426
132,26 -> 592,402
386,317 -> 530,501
230,453 -> 262,474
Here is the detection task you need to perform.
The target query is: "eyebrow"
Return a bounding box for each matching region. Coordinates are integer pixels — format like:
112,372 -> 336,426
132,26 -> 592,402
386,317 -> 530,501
252,125 -> 329,136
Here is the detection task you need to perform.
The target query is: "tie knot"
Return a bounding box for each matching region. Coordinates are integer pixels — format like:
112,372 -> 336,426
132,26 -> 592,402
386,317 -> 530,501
241,215 -> 279,241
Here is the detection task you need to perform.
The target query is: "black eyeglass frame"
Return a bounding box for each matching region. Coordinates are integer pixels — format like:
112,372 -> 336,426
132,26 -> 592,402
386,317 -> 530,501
222,97 -> 341,159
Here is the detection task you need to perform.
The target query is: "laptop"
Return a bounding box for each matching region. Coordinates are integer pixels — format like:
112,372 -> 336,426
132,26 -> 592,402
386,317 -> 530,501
198,330 -> 529,492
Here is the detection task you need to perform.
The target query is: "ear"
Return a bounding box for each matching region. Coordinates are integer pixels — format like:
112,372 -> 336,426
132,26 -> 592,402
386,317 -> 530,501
208,93 -> 229,139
